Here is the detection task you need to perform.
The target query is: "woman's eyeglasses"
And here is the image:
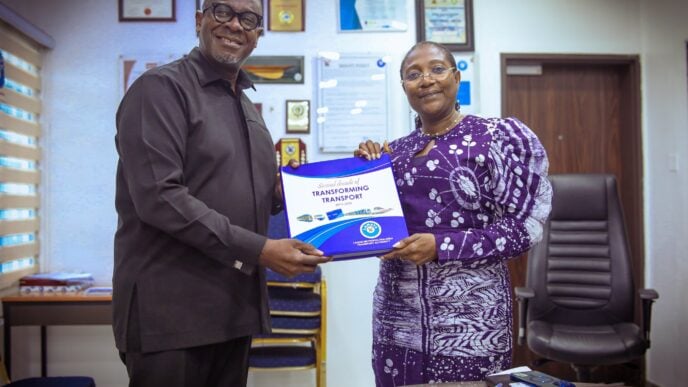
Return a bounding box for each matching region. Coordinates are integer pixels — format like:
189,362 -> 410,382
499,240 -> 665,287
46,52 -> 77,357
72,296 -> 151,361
402,66 -> 456,84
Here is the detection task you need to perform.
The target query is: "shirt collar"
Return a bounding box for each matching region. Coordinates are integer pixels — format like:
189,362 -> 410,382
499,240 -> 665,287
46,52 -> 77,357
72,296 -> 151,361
188,47 -> 256,91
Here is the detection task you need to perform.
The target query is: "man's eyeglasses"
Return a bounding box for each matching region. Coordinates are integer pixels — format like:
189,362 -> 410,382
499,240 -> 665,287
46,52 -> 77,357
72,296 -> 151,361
202,3 -> 263,31
401,66 -> 456,84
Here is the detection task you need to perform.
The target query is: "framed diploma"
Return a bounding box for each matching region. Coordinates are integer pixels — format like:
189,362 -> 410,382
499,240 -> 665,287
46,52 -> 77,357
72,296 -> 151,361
416,0 -> 474,52
119,0 -> 176,22
285,100 -> 310,134
269,0 -> 305,32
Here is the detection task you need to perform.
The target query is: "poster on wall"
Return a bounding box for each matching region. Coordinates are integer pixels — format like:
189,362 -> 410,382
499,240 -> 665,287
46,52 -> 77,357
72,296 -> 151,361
338,0 -> 408,32
119,54 -> 180,97
454,53 -> 478,114
316,53 -> 390,153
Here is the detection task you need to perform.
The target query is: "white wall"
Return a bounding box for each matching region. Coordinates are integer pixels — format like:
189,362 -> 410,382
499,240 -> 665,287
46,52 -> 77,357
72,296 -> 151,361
1,0 -> 687,386
640,0 -> 688,385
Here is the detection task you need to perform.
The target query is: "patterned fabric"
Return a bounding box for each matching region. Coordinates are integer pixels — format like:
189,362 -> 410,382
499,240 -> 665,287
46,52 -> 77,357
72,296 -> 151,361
372,115 -> 552,385
271,315 -> 321,331
249,346 -> 315,368
268,287 -> 321,313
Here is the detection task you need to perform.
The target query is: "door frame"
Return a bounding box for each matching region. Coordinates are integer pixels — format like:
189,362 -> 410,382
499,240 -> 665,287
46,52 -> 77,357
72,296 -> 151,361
500,52 -> 645,294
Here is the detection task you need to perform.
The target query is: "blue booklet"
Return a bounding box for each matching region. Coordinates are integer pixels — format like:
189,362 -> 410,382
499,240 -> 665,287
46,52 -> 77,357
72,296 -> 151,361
281,154 -> 408,260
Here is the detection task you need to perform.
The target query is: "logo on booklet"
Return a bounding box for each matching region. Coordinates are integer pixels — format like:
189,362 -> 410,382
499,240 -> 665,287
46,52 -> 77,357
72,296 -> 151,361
360,221 -> 381,239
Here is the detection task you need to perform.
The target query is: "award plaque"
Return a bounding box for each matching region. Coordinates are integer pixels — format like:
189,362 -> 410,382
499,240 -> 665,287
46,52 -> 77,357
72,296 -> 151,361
275,138 -> 307,166
285,99 -> 310,133
281,154 -> 408,260
268,0 -> 305,32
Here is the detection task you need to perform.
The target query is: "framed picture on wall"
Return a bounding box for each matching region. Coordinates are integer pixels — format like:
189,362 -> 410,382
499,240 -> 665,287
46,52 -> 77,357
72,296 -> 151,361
242,56 -> 304,84
416,0 -> 474,51
285,100 -> 310,134
268,0 -> 305,31
339,0 -> 408,32
119,0 -> 176,22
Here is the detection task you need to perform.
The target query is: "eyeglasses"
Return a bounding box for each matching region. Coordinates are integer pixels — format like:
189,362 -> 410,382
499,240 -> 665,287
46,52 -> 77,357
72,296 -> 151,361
401,66 -> 456,84
202,3 -> 263,31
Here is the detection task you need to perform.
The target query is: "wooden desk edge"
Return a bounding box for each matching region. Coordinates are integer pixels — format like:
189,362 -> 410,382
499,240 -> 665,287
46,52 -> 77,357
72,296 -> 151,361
2,294 -> 112,302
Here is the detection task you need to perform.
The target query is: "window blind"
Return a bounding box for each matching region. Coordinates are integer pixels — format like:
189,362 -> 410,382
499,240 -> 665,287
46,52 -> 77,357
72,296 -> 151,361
0,20 -> 42,292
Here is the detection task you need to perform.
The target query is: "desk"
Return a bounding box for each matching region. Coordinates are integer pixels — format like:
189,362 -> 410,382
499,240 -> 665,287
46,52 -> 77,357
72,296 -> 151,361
2,293 -> 112,378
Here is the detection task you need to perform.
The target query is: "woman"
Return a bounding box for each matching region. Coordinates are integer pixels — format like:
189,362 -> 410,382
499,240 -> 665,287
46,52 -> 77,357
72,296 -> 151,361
355,41 -> 552,385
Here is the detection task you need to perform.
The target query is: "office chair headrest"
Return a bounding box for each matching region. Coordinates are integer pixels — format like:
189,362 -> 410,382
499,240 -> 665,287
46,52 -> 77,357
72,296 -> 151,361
550,174 -> 612,221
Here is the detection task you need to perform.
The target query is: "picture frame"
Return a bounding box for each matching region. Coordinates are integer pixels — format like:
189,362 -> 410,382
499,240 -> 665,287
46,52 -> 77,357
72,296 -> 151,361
268,0 -> 305,32
416,0 -> 474,52
338,0 -> 408,32
285,100 -> 310,134
242,56 -> 305,84
119,0 -> 176,22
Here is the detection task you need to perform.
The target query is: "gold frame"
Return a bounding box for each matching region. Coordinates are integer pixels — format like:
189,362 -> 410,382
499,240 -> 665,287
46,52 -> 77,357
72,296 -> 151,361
268,0 -> 305,32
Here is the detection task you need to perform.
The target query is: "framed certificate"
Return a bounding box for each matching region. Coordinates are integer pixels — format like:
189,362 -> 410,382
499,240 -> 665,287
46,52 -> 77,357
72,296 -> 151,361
286,100 -> 310,134
119,0 -> 176,22
269,0 -> 305,32
416,0 -> 474,51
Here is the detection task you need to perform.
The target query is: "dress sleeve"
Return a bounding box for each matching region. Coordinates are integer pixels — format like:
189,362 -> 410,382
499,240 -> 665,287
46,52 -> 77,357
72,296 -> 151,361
116,73 -> 266,272
434,117 -> 552,266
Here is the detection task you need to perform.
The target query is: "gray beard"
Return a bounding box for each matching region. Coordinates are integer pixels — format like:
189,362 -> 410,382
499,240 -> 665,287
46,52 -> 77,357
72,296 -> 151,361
212,51 -> 241,67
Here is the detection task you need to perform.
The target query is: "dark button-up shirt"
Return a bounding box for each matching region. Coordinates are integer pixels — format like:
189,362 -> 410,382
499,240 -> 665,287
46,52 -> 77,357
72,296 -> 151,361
114,47 -> 275,352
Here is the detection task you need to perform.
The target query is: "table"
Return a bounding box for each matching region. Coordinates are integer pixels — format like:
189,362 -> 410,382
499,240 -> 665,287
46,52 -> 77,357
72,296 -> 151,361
2,293 -> 112,378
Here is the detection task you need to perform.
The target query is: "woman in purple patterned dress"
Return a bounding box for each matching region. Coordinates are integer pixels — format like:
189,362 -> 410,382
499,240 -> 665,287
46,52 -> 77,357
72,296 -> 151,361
355,42 -> 552,386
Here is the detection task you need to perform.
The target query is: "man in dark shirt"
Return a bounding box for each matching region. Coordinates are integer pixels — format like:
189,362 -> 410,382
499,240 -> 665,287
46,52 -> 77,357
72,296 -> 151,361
114,1 -> 329,385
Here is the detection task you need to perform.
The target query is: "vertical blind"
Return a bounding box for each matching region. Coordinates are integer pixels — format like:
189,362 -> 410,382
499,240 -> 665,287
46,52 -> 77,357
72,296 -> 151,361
0,20 -> 42,292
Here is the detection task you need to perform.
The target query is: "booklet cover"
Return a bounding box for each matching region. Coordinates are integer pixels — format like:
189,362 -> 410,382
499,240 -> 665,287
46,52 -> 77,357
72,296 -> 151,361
281,154 -> 408,260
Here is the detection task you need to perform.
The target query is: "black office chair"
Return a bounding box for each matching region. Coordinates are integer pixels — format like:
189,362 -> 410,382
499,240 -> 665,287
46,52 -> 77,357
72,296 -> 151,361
515,174 -> 658,382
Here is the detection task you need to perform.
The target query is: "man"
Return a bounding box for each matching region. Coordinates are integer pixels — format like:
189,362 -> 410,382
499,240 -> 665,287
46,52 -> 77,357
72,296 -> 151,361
113,0 -> 329,385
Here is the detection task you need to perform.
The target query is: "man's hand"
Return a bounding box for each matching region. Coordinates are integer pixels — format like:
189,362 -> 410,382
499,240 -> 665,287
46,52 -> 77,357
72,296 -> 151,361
258,238 -> 331,277
381,233 -> 437,265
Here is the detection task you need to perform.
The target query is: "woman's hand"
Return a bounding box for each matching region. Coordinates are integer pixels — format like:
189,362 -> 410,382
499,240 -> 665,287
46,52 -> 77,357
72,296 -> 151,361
354,140 -> 392,160
381,233 -> 437,265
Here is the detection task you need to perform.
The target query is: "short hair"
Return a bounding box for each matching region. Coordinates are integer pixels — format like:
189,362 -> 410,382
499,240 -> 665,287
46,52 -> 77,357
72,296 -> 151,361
201,0 -> 263,13
399,41 -> 456,79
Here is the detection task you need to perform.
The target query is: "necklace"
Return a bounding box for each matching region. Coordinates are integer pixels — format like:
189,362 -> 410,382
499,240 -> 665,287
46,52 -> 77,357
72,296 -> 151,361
421,114 -> 463,138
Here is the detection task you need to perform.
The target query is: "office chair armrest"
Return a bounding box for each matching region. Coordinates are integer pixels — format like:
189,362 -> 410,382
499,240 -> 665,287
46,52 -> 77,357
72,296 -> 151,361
515,287 -> 535,346
639,288 -> 658,300
639,288 -> 659,347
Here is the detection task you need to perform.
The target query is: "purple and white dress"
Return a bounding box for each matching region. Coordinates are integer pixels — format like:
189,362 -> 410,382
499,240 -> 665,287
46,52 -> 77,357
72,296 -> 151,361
372,115 -> 552,386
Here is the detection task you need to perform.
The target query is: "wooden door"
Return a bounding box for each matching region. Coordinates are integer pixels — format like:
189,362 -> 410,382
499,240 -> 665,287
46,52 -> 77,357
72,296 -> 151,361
501,55 -> 643,383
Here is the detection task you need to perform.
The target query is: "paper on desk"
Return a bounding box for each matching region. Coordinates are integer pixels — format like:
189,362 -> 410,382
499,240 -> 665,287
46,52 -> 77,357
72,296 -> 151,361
488,366 -> 532,376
